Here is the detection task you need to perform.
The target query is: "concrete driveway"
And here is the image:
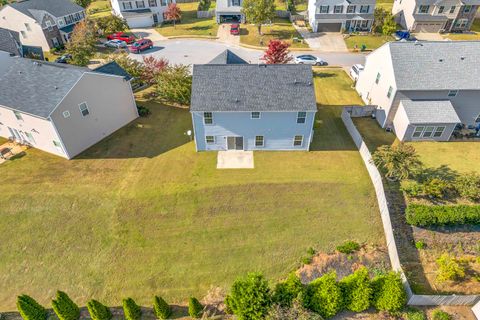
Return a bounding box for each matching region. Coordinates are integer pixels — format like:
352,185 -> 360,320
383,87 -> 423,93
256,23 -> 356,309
412,33 -> 444,41
130,27 -> 167,41
294,26 -> 348,52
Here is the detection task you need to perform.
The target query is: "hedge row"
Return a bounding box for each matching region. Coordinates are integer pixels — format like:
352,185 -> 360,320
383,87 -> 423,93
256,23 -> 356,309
405,204 -> 480,226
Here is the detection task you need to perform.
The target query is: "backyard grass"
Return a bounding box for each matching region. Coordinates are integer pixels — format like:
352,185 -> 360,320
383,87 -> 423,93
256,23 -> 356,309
0,69 -> 383,311
87,0 -> 112,19
240,18 -> 309,48
376,0 -> 394,11
156,1 -> 218,37
344,34 -> 394,51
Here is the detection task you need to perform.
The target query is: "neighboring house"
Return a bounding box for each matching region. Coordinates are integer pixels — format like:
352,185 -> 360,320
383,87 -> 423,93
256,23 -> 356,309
190,50 -> 317,151
0,0 -> 86,51
308,0 -> 375,32
392,0 -> 479,32
0,27 -> 44,59
215,0 -> 245,23
0,53 -> 138,159
110,0 -> 175,28
355,41 -> 480,142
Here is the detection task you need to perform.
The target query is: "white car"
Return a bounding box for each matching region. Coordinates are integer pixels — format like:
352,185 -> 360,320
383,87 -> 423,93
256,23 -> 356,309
294,55 -> 327,66
350,64 -> 364,81
104,39 -> 127,48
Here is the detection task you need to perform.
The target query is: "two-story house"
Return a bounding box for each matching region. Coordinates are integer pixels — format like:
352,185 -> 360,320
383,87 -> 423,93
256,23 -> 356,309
0,27 -> 44,59
0,0 -> 86,51
215,0 -> 245,23
393,0 -> 479,32
308,0 -> 376,32
110,0 -> 175,28
191,50 -> 317,151
355,41 -> 480,142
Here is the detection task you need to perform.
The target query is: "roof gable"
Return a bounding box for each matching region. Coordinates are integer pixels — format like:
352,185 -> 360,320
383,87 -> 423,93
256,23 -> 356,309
0,27 -> 21,56
208,50 -> 248,64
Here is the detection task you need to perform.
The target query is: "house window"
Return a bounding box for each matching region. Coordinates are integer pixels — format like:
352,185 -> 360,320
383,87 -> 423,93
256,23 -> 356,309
58,19 -> 65,26
63,111 -> 70,118
360,20 -> 368,28
53,141 -> 63,152
448,90 -> 458,97
293,135 -> 303,146
320,5 -> 329,13
251,112 -> 261,119
334,5 -> 343,13
412,126 -> 424,138
455,19 -> 468,27
423,126 -> 434,138
297,111 -> 306,124
433,126 -> 445,137
20,31 -> 27,39
122,2 -> 133,9
438,6 -> 444,13
45,20 -> 53,31
255,135 -> 264,147
360,5 -> 369,13
232,0 -> 241,5
387,86 -> 393,98
136,0 -> 145,8
79,102 -> 89,117
375,72 -> 381,84
149,0 -> 157,6
203,112 -> 213,124
25,132 -> 35,144
205,135 -> 215,144
463,5 -> 472,13
161,0 -> 169,6
24,23 -> 31,31
347,5 -> 356,13
14,111 -> 23,121
418,5 -> 429,13
449,6 -> 456,13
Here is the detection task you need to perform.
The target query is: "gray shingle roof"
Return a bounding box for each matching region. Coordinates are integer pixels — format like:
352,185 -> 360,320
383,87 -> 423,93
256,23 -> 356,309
315,13 -> 373,19
387,41 -> 480,90
0,27 -> 21,56
93,61 -> 132,81
9,0 -> 84,19
208,50 -> 248,64
400,100 -> 461,124
191,64 -> 317,112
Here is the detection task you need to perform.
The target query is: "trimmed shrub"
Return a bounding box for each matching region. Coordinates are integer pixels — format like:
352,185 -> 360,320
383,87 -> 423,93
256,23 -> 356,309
225,272 -> 272,320
188,297 -> 203,319
336,241 -> 360,254
52,291 -> 80,320
339,267 -> 372,312
422,178 -> 450,199
17,295 -> 48,320
404,308 -> 426,320
304,271 -> 343,318
455,172 -> 480,202
371,272 -> 406,312
86,299 -> 112,320
266,299 -> 322,320
432,310 -> 452,320
436,253 -> 465,282
401,179 -> 423,197
137,105 -> 151,117
153,296 -> 171,320
122,298 -> 141,320
406,204 -> 480,226
272,273 -> 304,307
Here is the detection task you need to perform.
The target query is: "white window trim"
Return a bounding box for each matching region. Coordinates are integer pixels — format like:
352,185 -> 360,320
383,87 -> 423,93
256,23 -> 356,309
297,112 -> 307,124
255,135 -> 264,147
205,135 -> 215,144
293,135 -> 304,147
14,111 -> 23,121
203,112 -> 213,125
387,86 -> 393,98
63,110 -> 70,118
79,102 -> 89,117
251,112 -> 261,119
448,90 -> 458,97
412,125 -> 446,139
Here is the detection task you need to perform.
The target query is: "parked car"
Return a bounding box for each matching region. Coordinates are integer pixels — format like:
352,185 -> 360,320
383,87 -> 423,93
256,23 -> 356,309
107,32 -> 136,44
230,24 -> 240,35
294,55 -> 327,66
104,39 -> 128,48
394,30 -> 417,41
350,64 -> 364,81
128,39 -> 154,54
55,54 -> 72,64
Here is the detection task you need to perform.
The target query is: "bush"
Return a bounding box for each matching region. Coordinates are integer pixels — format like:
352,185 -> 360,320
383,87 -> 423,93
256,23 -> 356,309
371,272 -> 406,312
302,247 -> 316,265
404,308 -> 426,320
401,179 -> 423,197
225,272 -> 272,320
405,204 -> 480,226
436,253 -> 465,282
17,295 -> 47,320
432,310 -> 452,320
422,178 -> 450,199
52,291 -> 80,320
86,300 -> 112,320
304,271 -> 343,318
336,241 -> 360,254
272,273 -> 304,307
339,267 -> 372,312
455,172 -> 480,202
153,296 -> 171,320
197,0 -> 211,11
122,298 -> 141,320
137,105 -> 151,117
415,240 -> 426,250
188,297 -> 203,319
371,143 -> 422,181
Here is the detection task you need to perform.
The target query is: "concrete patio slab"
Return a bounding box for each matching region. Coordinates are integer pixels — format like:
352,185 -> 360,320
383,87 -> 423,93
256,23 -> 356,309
217,150 -> 254,169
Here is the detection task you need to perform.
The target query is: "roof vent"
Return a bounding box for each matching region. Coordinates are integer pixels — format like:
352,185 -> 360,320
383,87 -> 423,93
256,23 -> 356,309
54,86 -> 58,90
235,98 -> 239,102
439,58 -> 443,62
294,79 -> 297,84
460,56 -> 465,60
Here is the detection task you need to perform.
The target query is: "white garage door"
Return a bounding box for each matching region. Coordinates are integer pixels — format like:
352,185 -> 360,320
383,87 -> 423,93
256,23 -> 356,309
414,22 -> 443,33
126,15 -> 154,28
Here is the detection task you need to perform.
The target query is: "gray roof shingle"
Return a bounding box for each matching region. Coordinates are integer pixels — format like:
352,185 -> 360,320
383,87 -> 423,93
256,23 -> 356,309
400,100 -> 461,124
208,50 -> 248,64
191,64 -> 317,112
0,27 -> 21,56
9,0 -> 84,19
93,61 -> 133,81
387,41 -> 480,90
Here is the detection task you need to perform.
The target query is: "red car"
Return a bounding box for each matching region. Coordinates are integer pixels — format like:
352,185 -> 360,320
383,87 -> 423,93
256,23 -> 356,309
107,32 -> 136,44
230,24 -> 240,35
128,38 -> 154,53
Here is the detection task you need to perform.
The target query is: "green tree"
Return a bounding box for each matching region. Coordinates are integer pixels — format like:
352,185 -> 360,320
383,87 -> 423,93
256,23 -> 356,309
241,0 -> 276,35
372,8 -> 387,33
188,297 -> 203,319
432,310 -> 452,320
225,272 -> 272,320
371,272 -> 406,312
109,53 -> 145,87
52,291 -> 80,320
66,20 -> 97,66
304,271 -> 343,319
86,300 -> 112,320
17,295 -> 47,320
382,13 -> 397,35
73,0 -> 92,8
372,143 -> 422,181
154,64 -> 192,106
339,267 -> 372,312
153,296 -> 171,320
272,273 -> 304,307
95,15 -> 128,35
122,298 -> 142,320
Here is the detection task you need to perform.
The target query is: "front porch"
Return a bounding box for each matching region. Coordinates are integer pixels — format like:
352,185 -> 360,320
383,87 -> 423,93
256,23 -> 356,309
345,17 -> 373,32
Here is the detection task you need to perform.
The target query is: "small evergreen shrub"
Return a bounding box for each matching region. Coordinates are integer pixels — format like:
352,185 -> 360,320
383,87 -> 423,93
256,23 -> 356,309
301,247 -> 316,265
339,267 -> 372,312
415,240 -> 426,250
153,296 -> 171,320
137,105 -> 151,117
122,298 -> 141,320
17,294 -> 48,320
86,299 -> 112,320
371,272 -> 406,312
52,291 -> 80,320
406,204 -> 480,226
336,241 -> 360,254
188,297 -> 203,319
272,273 -> 304,307
432,310 -> 452,320
401,179 -> 422,197
404,308 -> 426,320
304,271 -> 343,319
436,253 -> 465,282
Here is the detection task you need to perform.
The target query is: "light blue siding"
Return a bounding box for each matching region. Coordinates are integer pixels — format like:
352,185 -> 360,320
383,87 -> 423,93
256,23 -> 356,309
192,111 -> 316,151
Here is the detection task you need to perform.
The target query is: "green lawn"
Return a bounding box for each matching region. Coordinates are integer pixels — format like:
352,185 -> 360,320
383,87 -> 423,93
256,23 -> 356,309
0,69 -> 383,311
87,0 -> 112,19
240,18 -> 309,48
344,34 -> 394,51
376,0 -> 394,11
156,2 -> 218,37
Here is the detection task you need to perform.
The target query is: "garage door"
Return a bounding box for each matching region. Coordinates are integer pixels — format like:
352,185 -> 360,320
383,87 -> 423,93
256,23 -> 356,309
219,14 -> 242,23
126,15 -> 154,28
414,22 -> 443,33
317,23 -> 342,32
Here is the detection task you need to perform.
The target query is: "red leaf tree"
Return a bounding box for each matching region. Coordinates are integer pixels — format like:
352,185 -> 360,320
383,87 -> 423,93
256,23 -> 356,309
262,39 -> 293,64
142,56 -> 169,85
164,3 -> 182,28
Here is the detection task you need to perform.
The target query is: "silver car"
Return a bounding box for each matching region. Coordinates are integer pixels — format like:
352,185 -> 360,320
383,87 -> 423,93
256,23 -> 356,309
294,54 -> 327,66
349,64 -> 364,81
104,39 -> 127,48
